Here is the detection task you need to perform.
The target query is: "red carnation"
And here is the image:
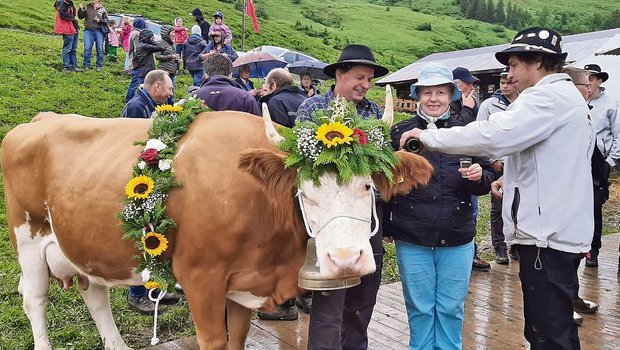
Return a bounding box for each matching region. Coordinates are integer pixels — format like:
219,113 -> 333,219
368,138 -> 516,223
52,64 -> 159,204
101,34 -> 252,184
353,128 -> 368,145
140,148 -> 159,164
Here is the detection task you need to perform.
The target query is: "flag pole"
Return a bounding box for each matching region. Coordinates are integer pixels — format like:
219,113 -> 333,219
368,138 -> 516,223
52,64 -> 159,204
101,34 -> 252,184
242,0 -> 247,51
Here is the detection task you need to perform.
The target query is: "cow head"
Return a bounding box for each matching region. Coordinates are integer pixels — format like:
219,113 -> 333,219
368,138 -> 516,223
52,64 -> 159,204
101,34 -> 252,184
239,86 -> 433,281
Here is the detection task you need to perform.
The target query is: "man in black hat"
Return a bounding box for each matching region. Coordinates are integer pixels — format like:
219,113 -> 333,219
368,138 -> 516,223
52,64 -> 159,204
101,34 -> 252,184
583,63 -> 618,267
189,8 -> 210,42
296,44 -> 388,350
399,27 -> 594,349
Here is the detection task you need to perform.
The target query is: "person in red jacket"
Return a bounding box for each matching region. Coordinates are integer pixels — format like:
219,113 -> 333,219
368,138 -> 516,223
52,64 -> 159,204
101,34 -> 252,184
173,17 -> 189,73
54,0 -> 80,72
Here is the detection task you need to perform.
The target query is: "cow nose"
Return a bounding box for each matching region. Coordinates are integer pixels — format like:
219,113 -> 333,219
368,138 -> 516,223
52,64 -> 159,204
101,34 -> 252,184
327,248 -> 363,275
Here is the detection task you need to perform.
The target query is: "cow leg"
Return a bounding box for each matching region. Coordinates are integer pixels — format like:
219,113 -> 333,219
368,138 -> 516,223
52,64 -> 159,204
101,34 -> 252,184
184,280 -> 228,350
77,281 -> 132,350
14,221 -> 52,350
226,299 -> 252,350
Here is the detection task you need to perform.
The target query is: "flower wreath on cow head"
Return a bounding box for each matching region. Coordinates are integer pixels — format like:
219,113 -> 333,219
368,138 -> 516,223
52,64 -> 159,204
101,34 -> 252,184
119,97 -> 208,292
274,86 -> 398,185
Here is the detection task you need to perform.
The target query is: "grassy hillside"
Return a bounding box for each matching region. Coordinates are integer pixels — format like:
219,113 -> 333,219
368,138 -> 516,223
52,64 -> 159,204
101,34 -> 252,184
0,0 -> 516,71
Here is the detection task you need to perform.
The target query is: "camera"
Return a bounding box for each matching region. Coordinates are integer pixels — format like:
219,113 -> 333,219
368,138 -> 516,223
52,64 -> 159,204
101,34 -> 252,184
403,137 -> 424,154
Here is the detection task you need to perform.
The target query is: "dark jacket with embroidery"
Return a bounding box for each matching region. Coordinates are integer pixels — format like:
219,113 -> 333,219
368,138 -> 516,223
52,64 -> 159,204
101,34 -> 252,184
386,115 -> 494,247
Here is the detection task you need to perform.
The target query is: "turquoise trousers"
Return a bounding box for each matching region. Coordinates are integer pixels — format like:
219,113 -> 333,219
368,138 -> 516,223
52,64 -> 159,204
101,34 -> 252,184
396,239 -> 474,350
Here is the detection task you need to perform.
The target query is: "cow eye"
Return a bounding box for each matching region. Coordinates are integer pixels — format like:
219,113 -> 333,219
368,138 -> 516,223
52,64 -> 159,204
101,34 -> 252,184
365,184 -> 372,191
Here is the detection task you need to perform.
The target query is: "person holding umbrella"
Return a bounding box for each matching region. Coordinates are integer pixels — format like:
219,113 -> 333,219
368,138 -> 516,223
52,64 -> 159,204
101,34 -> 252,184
299,73 -> 320,98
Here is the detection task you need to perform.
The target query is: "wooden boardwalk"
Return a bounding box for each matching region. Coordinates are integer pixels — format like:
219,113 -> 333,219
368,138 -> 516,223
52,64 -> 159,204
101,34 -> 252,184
146,234 -> 620,350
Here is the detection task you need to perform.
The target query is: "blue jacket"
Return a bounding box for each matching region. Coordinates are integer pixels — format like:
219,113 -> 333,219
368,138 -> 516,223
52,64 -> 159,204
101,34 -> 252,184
387,115 -> 494,247
184,34 -> 207,71
203,42 -> 238,62
120,87 -> 157,118
194,75 -> 260,116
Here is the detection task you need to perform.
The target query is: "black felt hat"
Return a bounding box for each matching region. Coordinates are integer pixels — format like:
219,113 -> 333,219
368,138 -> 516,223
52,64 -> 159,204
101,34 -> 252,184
323,44 -> 389,78
584,64 -> 609,82
495,27 -> 567,65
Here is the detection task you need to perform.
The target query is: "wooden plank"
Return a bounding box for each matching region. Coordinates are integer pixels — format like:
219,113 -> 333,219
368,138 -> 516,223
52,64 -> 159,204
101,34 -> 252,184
145,234 -> 620,349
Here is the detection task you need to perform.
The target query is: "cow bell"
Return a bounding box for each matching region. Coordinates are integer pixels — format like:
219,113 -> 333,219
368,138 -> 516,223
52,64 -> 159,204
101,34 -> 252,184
298,238 -> 361,290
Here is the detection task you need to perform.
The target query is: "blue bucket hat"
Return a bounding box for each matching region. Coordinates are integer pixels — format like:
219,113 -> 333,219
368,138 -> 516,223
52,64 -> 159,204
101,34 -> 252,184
410,63 -> 461,101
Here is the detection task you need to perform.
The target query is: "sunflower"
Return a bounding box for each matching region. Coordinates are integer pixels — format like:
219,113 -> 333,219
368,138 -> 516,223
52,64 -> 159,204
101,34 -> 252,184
316,122 -> 354,148
125,175 -> 155,199
144,281 -> 159,290
141,231 -> 169,256
155,105 -> 184,113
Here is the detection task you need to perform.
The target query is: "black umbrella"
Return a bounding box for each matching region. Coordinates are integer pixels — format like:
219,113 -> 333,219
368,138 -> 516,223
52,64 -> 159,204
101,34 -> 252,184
286,60 -> 331,81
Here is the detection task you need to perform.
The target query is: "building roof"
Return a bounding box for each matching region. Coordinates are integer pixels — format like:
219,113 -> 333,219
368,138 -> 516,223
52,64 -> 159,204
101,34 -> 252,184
377,28 -> 620,86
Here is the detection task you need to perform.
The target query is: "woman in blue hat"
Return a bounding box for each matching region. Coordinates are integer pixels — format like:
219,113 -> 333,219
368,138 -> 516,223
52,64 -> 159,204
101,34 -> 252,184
387,62 -> 494,349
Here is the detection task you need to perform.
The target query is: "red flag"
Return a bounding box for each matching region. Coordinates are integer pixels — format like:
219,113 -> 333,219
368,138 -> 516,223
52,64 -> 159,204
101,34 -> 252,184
246,0 -> 260,33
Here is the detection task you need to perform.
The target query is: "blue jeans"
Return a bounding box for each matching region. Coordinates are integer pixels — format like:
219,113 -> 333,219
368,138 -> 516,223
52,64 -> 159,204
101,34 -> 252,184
125,69 -> 140,102
189,69 -> 204,87
129,285 -> 147,298
62,31 -> 79,69
175,44 -> 185,70
396,239 -> 474,350
83,28 -> 104,69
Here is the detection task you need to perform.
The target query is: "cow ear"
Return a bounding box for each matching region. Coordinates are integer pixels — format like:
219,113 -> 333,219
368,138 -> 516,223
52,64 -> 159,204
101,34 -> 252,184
372,150 -> 433,201
238,148 -> 297,195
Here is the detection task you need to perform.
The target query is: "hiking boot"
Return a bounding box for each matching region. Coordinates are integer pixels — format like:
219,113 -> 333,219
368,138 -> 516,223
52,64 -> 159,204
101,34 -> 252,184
295,294 -> 312,314
73,67 -> 83,72
509,245 -> 519,261
573,311 -> 583,326
472,257 -> 491,271
152,290 -> 181,305
585,252 -> 598,267
494,247 -> 509,265
128,294 -> 158,315
257,304 -> 298,321
573,298 -> 598,314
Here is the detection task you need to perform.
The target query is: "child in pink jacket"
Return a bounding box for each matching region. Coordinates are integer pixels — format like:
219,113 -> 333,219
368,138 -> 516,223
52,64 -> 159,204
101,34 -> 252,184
107,19 -> 120,62
210,10 -> 232,45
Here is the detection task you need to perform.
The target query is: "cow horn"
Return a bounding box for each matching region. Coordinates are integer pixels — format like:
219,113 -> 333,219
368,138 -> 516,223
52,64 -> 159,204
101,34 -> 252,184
262,103 -> 285,145
381,84 -> 394,126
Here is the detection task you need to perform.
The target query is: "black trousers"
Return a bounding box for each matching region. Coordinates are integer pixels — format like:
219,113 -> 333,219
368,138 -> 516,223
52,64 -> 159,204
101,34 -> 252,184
490,194 -> 506,250
516,245 -> 581,350
591,184 -> 606,255
307,231 -> 383,350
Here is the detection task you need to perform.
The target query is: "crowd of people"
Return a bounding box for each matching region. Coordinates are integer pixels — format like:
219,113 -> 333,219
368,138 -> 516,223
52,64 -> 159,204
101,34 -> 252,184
53,3 -> 620,348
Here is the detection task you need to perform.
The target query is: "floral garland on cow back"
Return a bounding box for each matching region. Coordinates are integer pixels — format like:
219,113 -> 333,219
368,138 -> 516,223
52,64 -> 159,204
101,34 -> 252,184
278,96 -> 398,184
119,97 -> 208,292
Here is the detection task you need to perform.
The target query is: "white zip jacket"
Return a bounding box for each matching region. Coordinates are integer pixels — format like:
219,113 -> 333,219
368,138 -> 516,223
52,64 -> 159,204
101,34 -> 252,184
420,73 -> 595,253
588,88 -> 620,165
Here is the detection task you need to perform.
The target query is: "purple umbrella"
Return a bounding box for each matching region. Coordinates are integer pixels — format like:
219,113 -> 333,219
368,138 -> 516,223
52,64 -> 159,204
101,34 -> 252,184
232,51 -> 287,79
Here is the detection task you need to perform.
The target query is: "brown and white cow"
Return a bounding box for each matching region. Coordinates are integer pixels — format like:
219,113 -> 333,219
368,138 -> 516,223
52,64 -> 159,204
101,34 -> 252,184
1,99 -> 432,349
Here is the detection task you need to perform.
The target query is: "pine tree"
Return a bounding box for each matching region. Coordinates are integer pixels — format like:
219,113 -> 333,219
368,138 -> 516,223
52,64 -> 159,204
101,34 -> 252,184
505,1 -> 514,27
479,0 -> 488,21
495,0 -> 505,24
467,0 -> 479,19
487,0 -> 495,22
538,6 -> 550,27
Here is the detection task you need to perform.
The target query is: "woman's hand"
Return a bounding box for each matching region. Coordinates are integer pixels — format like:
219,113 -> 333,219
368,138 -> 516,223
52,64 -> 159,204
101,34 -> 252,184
399,128 -> 423,148
459,163 -> 482,182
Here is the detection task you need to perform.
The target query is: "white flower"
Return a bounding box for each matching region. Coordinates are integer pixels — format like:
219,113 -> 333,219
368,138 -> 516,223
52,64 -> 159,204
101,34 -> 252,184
137,161 -> 147,170
175,99 -> 186,106
141,268 -> 151,282
145,139 -> 167,151
158,159 -> 173,171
